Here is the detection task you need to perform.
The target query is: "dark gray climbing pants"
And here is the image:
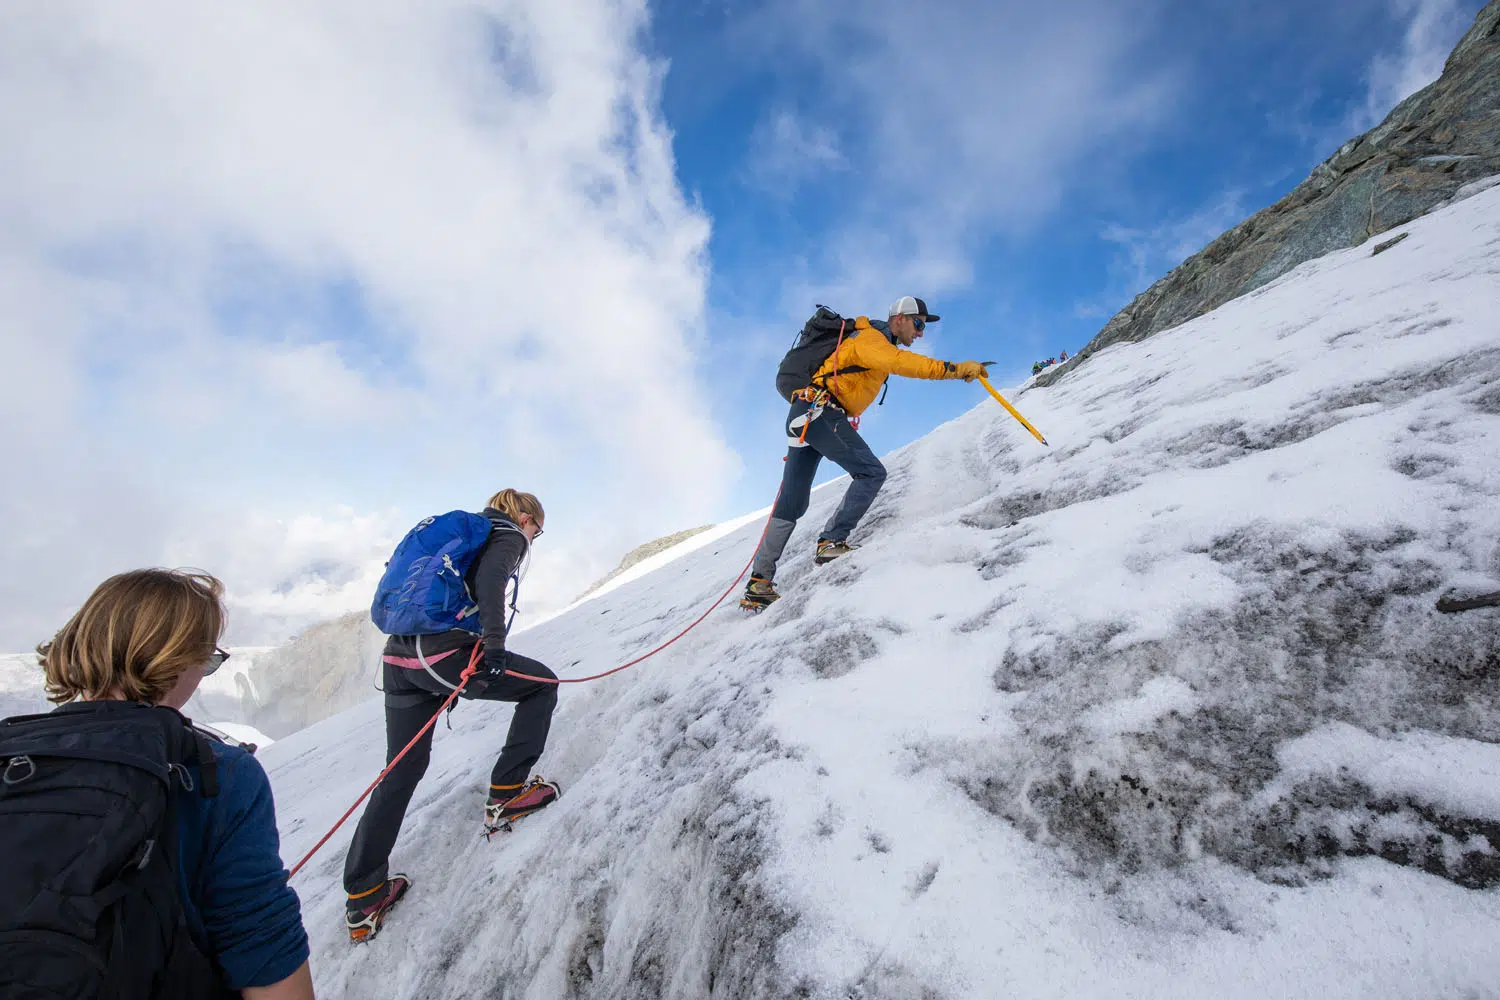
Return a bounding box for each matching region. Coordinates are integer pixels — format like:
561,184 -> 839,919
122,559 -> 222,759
751,398 -> 886,581
343,639 -> 557,896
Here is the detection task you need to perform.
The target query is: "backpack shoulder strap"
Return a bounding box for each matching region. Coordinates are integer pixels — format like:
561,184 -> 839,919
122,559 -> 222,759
149,706 -> 220,799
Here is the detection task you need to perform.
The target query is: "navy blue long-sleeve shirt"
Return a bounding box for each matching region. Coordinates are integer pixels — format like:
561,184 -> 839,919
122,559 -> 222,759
178,738 -> 309,990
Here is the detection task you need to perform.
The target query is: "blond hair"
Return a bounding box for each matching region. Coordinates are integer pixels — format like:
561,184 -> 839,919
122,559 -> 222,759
38,569 -> 226,705
486,489 -> 544,526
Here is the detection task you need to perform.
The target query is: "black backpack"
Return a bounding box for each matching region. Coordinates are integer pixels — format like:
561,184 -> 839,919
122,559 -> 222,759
0,701 -> 237,1000
775,306 -> 854,402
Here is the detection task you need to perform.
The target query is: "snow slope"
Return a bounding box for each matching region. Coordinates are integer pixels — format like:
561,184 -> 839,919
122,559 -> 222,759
267,183 -> 1500,999
23,181 -> 1500,997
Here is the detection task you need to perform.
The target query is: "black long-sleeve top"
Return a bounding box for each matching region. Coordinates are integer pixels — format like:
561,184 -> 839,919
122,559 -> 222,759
466,507 -> 530,673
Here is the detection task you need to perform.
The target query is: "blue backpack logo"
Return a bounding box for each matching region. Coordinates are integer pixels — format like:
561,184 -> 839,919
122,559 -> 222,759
371,511 -> 495,635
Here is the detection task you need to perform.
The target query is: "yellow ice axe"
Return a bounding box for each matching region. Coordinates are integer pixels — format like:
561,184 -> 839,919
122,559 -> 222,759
978,374 -> 1049,447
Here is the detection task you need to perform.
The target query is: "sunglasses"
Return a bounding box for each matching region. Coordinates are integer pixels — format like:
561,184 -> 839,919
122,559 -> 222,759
204,646 -> 231,676
911,317 -> 926,332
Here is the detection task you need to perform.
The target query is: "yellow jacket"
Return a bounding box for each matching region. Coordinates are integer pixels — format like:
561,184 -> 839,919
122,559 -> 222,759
810,317 -> 956,416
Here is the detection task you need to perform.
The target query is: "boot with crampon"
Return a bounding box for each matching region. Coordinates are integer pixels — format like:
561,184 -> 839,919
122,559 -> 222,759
739,575 -> 780,612
484,777 -> 561,836
346,874 -> 411,943
815,539 -> 858,565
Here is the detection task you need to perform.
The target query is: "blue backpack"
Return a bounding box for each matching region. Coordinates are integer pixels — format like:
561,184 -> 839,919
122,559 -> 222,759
371,511 -> 499,635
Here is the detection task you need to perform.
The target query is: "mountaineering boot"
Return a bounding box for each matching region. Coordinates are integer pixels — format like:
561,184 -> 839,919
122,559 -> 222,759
739,575 -> 780,612
346,874 -> 411,943
815,539 -> 858,565
484,776 -> 561,835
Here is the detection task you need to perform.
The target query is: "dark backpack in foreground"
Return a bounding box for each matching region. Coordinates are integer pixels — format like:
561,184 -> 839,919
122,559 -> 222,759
0,701 -> 235,1000
775,306 -> 852,402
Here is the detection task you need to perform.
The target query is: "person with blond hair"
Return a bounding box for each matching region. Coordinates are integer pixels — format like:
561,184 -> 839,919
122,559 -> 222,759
0,568 -> 313,1000
343,488 -> 560,942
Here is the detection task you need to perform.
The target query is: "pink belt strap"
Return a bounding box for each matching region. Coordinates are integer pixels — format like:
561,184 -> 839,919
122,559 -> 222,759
383,647 -> 460,669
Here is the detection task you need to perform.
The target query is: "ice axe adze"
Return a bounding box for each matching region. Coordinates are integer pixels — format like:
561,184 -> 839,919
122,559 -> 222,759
976,369 -> 1048,447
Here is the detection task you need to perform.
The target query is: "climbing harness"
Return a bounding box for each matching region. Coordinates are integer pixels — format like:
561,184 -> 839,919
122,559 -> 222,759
790,387 -> 830,446
414,635 -> 459,691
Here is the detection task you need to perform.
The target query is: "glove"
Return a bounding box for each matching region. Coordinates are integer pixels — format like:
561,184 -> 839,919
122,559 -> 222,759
952,361 -> 989,382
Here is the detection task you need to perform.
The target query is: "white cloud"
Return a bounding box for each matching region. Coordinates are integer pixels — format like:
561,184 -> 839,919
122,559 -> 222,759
163,508 -> 405,645
1353,0 -> 1472,130
0,0 -> 732,648
746,109 -> 848,195
736,0 -> 1181,312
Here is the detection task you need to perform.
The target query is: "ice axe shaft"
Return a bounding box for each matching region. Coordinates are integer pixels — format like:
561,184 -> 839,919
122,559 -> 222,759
978,375 -> 1049,446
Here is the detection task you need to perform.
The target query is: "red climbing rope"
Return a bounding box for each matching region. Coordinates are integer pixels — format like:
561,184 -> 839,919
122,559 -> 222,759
500,501 -> 777,684
287,502 -> 779,878
287,643 -> 484,878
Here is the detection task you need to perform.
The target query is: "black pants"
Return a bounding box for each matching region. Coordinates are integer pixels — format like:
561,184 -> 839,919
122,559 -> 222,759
342,639 -> 558,895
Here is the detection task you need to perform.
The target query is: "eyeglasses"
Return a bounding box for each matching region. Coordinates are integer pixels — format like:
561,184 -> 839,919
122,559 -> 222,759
204,646 -> 231,676
911,317 -> 926,332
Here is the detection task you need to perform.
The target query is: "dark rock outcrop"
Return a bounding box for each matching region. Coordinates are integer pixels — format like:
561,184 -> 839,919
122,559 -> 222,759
1040,0 -> 1500,387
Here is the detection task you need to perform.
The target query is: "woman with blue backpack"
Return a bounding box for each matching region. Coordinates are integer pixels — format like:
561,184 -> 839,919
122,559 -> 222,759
342,488 -> 560,943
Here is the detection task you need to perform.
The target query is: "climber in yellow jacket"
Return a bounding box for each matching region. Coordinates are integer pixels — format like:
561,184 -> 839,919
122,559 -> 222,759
743,296 -> 988,609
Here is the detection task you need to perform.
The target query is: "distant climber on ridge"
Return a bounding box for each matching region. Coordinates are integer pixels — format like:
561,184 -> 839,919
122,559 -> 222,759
343,489 -> 561,943
743,297 -> 988,611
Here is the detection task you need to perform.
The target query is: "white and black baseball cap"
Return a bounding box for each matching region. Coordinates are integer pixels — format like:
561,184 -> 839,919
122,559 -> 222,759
888,296 -> 940,322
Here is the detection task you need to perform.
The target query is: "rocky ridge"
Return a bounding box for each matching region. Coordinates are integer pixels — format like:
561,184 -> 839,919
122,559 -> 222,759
1039,0 -> 1500,387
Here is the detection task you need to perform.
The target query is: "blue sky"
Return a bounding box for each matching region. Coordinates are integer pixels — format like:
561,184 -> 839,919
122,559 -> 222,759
655,0 -> 1487,501
0,0 -> 1486,647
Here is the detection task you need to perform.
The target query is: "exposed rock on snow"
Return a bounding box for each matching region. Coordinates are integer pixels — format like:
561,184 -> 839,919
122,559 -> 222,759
186,612 -> 386,739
